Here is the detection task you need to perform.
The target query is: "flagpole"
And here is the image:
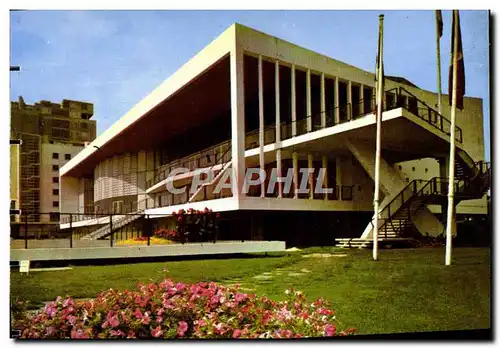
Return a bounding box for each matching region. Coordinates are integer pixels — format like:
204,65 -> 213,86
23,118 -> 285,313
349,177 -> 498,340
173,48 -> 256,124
445,10 -> 459,266
373,14 -> 384,261
436,10 -> 443,115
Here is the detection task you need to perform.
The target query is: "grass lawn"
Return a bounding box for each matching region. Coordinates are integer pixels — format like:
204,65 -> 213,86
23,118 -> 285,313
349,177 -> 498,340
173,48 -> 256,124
10,247 -> 490,335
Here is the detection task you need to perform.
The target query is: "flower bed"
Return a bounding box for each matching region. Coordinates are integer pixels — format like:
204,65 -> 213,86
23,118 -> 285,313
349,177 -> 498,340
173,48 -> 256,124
115,237 -> 174,246
13,279 -> 355,339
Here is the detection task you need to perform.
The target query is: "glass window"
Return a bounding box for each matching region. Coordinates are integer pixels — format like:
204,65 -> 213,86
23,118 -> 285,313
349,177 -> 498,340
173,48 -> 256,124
52,165 -> 59,171
53,189 -> 59,195
65,154 -> 71,160
52,201 -> 59,208
52,177 -> 59,183
52,153 -> 59,159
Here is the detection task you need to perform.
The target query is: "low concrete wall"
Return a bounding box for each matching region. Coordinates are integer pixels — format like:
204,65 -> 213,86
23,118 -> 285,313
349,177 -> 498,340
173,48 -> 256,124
10,241 -> 286,261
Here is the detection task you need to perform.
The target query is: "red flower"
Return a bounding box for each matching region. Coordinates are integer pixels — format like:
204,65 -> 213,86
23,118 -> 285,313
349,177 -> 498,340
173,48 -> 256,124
177,321 -> 188,337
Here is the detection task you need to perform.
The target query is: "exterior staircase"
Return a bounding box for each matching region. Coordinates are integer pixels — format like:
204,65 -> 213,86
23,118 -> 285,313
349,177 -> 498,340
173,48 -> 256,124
337,87 -> 490,249
188,161 -> 232,203
80,213 -> 144,240
336,159 -> 490,248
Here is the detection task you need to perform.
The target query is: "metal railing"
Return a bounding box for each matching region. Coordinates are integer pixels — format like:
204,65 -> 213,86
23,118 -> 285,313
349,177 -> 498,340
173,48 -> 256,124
386,87 -> 463,143
146,140 -> 232,189
11,211 -> 221,249
375,160 -> 491,238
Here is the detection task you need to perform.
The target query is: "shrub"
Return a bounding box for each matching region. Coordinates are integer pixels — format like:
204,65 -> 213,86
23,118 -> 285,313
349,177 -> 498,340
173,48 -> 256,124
154,228 -> 179,241
13,279 -> 355,339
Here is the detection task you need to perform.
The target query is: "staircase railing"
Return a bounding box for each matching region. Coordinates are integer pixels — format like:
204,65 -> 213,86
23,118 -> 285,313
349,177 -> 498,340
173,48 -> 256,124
376,166 -> 491,239
375,178 -> 438,238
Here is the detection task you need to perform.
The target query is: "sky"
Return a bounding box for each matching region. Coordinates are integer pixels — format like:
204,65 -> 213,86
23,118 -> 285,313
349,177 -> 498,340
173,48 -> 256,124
9,10 -> 490,160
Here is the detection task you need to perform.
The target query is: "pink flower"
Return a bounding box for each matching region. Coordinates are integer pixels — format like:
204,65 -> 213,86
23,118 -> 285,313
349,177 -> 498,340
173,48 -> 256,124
107,311 -> 120,328
71,328 -> 89,339
152,326 -> 163,338
233,329 -> 242,338
198,320 -> 206,327
63,298 -> 74,308
177,321 -> 188,337
176,282 -> 186,291
134,308 -> 143,319
45,326 -> 57,336
324,324 -> 336,337
110,329 -> 125,337
44,304 -> 57,318
235,292 -> 248,303
67,315 -> 77,325
141,312 -> 151,325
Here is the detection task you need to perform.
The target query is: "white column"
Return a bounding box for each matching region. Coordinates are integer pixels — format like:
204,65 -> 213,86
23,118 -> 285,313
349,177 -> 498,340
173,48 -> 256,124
230,44 -> 246,199
322,155 -> 328,200
275,60 -> 280,142
293,151 -> 299,199
347,80 -> 352,120
360,84 -> 364,116
306,69 -> 312,132
336,157 -> 342,199
277,149 -> 283,198
258,55 -> 265,198
308,153 -> 314,199
320,73 -> 326,128
334,77 -> 340,124
291,65 -> 297,137
275,60 -> 282,199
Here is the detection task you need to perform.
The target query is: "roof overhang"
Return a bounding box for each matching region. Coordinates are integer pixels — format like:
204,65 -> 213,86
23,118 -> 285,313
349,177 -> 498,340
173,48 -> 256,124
60,24 -> 237,178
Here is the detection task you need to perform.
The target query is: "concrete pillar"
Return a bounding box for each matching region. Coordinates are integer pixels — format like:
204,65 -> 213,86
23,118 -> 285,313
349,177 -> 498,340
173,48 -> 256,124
347,80 -> 352,120
277,149 -> 283,198
322,155 -> 328,200
275,61 -> 282,199
306,69 -> 312,132
320,73 -> 326,128
336,157 -> 342,199
346,138 -> 445,239
258,55 -> 265,198
334,77 -> 340,124
275,60 -> 280,143
360,84 -> 364,115
308,153 -> 314,199
230,43 -> 246,199
291,65 -> 297,137
292,151 -> 299,199
78,178 -> 85,214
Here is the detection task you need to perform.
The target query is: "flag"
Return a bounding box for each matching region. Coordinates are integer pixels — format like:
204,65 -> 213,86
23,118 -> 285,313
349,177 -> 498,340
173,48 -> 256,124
436,10 -> 443,38
448,10 -> 465,110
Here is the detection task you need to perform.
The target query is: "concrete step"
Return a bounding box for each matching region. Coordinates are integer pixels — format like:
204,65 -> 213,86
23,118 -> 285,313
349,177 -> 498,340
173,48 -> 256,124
335,237 -> 414,249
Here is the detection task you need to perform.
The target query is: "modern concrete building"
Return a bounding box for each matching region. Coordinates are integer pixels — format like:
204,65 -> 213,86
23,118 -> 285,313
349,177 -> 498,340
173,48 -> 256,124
59,24 -> 489,247
10,97 -> 97,235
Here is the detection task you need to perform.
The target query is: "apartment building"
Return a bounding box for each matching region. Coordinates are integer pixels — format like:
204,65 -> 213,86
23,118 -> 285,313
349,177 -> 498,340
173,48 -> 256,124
59,24 -> 489,246
10,97 -> 96,235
